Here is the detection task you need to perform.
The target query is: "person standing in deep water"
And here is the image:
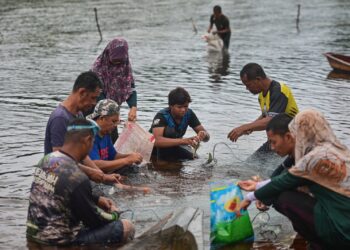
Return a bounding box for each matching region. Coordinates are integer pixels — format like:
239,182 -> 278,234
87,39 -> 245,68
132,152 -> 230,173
207,5 -> 231,49
92,38 -> 137,142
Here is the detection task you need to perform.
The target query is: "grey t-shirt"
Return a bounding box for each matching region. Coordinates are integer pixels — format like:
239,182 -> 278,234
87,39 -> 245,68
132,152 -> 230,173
44,104 -> 83,155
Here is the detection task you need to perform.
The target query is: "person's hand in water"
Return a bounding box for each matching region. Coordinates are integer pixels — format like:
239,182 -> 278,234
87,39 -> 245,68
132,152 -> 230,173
238,180 -> 258,191
103,173 -> 123,184
128,107 -> 137,121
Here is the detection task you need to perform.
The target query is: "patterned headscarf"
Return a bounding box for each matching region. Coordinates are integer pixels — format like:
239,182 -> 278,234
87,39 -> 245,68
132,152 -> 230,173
92,38 -> 134,105
288,109 -> 350,197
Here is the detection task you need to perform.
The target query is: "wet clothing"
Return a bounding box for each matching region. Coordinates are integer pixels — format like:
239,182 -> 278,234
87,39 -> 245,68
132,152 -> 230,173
89,134 -> 117,161
26,151 -> 123,245
44,104 -> 83,155
150,108 -> 201,161
92,38 -> 136,106
153,145 -> 195,161
255,172 -> 350,248
150,108 -> 200,138
258,80 -> 298,118
73,220 -> 123,245
210,14 -> 231,48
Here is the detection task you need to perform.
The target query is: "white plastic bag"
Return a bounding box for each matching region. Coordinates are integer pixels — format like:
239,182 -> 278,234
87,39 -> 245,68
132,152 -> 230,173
202,33 -> 224,52
114,122 -> 155,163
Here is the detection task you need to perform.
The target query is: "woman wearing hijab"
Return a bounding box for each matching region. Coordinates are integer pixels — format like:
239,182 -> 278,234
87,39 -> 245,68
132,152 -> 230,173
92,38 -> 137,142
238,109 -> 350,249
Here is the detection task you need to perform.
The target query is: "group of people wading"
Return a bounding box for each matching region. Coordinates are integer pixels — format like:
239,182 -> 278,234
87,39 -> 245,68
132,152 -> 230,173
26,6 -> 350,250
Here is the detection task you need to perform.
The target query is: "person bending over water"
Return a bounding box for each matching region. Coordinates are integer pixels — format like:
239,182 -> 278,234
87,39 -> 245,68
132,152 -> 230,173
44,71 -> 120,184
150,87 -> 210,161
238,109 -> 350,249
27,119 -> 134,246
87,99 -> 143,174
228,63 -> 298,161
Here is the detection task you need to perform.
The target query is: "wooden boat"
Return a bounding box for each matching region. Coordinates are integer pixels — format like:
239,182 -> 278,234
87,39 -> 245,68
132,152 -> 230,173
324,53 -> 350,72
121,207 -> 204,250
327,70 -> 350,80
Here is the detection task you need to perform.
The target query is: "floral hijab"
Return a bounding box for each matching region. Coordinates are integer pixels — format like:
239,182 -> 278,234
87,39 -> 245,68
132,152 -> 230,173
92,38 -> 134,105
289,109 -> 350,197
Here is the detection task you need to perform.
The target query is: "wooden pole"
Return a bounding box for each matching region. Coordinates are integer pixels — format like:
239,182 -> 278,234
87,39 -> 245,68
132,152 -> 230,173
94,8 -> 103,42
191,18 -> 198,34
296,4 -> 301,32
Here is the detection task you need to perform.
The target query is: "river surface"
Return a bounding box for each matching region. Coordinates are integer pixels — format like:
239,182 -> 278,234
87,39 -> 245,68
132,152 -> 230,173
1,0 -> 350,249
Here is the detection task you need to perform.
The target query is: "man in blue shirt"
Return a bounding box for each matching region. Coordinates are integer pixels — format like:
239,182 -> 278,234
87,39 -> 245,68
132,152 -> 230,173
87,99 -> 142,173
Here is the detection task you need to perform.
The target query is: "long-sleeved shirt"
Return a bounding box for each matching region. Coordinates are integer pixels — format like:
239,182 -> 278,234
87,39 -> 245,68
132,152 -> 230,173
255,172 -> 350,247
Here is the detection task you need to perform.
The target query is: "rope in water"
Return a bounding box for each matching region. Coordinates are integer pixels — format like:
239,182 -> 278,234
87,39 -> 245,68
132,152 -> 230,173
211,142 -> 246,163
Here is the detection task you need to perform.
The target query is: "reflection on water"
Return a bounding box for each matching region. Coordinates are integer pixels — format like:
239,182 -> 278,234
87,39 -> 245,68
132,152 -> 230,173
207,50 -> 230,83
327,70 -> 350,80
1,0 -> 350,249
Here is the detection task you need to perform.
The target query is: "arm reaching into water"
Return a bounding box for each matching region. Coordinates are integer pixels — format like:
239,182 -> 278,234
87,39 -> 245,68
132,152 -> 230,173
193,125 -> 210,142
152,127 -> 199,148
228,116 -> 272,142
93,153 -> 143,173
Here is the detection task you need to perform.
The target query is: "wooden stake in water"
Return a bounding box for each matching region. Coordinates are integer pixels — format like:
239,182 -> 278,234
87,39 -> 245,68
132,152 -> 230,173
94,8 -> 103,42
191,18 -> 198,34
296,4 -> 301,32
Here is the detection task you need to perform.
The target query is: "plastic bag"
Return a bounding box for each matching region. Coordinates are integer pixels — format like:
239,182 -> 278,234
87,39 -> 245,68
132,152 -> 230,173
210,180 -> 254,245
114,122 -> 155,163
202,33 -> 223,52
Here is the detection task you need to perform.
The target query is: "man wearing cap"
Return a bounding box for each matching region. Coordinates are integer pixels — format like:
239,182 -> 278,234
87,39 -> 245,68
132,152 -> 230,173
27,118 -> 135,246
44,71 -> 120,183
88,99 -> 143,173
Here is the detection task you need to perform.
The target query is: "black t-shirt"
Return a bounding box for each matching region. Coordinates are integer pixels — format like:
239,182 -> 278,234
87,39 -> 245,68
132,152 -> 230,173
258,80 -> 298,118
210,14 -> 231,37
150,108 -> 201,139
266,81 -> 288,116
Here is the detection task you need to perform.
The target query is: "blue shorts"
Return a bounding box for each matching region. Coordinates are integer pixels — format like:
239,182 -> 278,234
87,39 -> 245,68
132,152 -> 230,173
74,220 -> 124,245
